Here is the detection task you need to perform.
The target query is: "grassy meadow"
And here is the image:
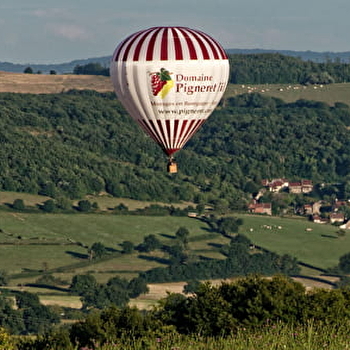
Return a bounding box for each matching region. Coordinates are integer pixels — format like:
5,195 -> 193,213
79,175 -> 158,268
236,214 -> 346,270
224,82 -> 350,106
0,210 -> 216,276
0,187 -> 348,312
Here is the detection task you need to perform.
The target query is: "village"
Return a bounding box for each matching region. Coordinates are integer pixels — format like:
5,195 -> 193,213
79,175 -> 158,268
248,178 -> 350,229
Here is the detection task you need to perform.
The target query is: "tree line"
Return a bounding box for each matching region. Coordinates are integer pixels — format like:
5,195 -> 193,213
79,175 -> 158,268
228,53 -> 350,84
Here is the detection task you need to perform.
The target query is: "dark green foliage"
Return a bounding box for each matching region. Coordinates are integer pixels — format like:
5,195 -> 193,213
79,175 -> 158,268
69,306 -> 157,348
107,276 -> 129,290
0,271 -> 8,286
29,328 -> 74,350
70,274 -> 148,310
175,226 -> 190,247
120,240 -> 134,254
183,280 -> 201,294
15,291 -> 40,309
0,295 -> 24,334
156,275 -> 307,335
137,234 -> 161,253
70,274 -> 97,295
73,62 -> 109,76
15,275 -> 350,347
217,217 -> 243,235
127,277 -> 149,298
77,200 -> 92,212
89,242 -> 107,260
335,275 -> 350,289
1,90 -> 350,203
228,53 -> 350,84
15,291 -> 59,334
166,244 -> 188,265
140,241 -> 300,283
189,93 -> 350,185
338,252 -> 350,273
114,203 -> 129,213
81,284 -> 130,310
12,199 -> 25,211
23,67 -> 33,74
305,288 -> 350,323
230,233 -> 251,247
41,199 -> 56,212
0,91 -> 200,202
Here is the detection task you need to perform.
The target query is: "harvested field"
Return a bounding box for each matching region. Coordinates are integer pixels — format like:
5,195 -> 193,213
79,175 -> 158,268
0,71 -> 113,94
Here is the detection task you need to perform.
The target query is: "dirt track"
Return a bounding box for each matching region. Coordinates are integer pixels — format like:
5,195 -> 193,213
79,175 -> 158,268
0,71 -> 113,94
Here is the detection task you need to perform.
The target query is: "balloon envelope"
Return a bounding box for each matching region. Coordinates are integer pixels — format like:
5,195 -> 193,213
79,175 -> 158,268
110,26 -> 229,158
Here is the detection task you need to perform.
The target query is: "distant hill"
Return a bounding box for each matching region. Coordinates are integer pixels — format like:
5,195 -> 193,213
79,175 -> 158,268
0,56 -> 111,74
226,49 -> 350,63
1,50 -> 350,74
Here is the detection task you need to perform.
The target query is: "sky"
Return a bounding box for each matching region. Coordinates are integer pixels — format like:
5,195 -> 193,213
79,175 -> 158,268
1,0 -> 350,64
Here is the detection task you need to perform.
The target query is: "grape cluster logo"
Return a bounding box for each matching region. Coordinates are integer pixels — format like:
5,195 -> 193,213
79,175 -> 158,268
150,68 -> 174,99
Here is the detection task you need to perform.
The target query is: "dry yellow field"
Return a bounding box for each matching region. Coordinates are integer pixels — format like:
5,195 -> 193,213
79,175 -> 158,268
0,71 -> 113,94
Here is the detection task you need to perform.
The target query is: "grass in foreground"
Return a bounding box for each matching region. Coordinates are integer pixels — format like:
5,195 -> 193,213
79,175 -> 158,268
37,321 -> 350,350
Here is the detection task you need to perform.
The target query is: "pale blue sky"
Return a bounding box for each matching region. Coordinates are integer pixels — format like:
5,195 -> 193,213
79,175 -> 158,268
1,0 -> 349,63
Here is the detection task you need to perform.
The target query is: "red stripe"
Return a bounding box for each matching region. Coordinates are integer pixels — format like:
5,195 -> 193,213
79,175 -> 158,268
165,120 -> 171,142
120,31 -> 144,62
146,27 -> 161,61
133,29 -> 153,61
165,148 -> 180,156
160,28 -> 168,61
178,27 -> 197,59
186,29 -> 210,59
178,120 -> 188,141
115,26 -> 227,62
171,28 -> 183,60
181,120 -> 196,145
156,120 -> 168,147
173,119 -> 179,145
114,34 -> 134,61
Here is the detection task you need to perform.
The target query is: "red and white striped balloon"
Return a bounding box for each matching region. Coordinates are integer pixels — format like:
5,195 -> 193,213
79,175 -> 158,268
110,26 -> 229,162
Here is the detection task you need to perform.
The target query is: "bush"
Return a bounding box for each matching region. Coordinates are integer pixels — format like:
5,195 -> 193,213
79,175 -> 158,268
12,199 -> 25,211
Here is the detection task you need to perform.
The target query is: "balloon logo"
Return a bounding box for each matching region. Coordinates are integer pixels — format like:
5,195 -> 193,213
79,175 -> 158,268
110,26 -> 229,173
150,68 -> 174,98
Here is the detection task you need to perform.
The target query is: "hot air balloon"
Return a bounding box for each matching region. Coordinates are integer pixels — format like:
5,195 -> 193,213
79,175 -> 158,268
110,26 -> 229,173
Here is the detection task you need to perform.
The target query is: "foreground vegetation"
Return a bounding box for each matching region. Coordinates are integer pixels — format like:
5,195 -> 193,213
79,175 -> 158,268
8,321 -> 350,349
2,275 -> 350,349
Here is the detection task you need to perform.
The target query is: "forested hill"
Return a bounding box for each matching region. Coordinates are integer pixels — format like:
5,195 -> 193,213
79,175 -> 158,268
226,49 -> 350,63
1,90 -> 350,207
229,53 -> 350,84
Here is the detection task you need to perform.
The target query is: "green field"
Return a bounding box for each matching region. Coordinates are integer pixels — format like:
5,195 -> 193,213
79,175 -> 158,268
1,193 -> 350,309
0,210 -> 228,281
0,208 -> 347,280
237,214 -> 347,270
225,82 -> 350,106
